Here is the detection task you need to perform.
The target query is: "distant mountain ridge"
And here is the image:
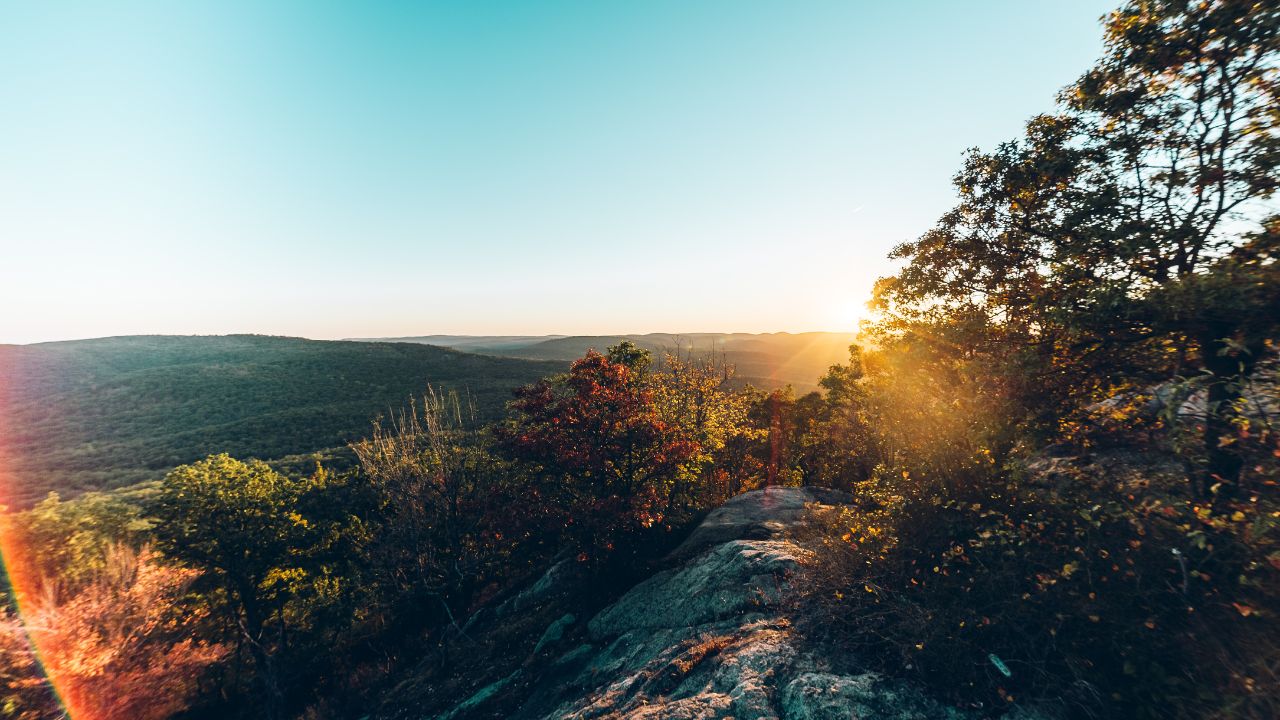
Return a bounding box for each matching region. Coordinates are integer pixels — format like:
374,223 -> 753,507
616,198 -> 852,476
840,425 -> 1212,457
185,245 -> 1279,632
0,335 -> 562,506
347,332 -> 857,391
0,332 -> 855,507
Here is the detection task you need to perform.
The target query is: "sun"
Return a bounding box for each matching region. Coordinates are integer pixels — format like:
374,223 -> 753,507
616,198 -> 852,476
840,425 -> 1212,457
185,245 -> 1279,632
826,298 -> 867,332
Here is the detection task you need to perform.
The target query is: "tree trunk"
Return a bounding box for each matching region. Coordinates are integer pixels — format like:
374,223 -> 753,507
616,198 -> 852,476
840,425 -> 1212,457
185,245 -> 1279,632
1198,335 -> 1244,500
239,591 -> 284,720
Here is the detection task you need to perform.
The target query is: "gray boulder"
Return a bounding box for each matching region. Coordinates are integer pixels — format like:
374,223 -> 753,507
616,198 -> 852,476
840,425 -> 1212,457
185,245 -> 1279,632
432,486 -> 1052,720
542,487 -> 968,720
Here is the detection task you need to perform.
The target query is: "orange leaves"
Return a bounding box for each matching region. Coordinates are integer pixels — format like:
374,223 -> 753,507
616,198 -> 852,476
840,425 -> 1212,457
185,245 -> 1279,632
18,546 -> 227,720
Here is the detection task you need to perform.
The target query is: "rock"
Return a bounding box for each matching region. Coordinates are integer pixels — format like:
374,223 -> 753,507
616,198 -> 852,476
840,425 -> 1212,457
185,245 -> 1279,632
494,557 -> 580,618
534,613 -> 576,654
543,487 -> 847,720
425,487 -> 1054,720
588,539 -> 799,639
438,670 -> 522,720
780,672 -> 963,720
669,486 -> 849,562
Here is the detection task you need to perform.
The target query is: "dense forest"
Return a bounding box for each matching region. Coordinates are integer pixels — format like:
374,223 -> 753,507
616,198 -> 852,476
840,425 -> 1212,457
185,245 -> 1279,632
0,335 -> 562,505
2,2 -> 1279,718
355,332 -> 858,392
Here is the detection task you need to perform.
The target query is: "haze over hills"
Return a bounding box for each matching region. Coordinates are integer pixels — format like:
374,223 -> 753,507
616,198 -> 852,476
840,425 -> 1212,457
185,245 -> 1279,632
0,332 -> 855,507
0,335 -> 563,506
349,332 -> 858,392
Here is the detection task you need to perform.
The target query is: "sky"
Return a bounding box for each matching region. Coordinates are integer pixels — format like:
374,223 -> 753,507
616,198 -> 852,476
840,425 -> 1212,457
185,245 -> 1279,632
0,0 -> 1118,345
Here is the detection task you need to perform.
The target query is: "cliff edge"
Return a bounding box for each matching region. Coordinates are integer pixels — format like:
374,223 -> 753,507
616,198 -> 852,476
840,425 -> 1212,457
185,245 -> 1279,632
383,487 -> 1033,720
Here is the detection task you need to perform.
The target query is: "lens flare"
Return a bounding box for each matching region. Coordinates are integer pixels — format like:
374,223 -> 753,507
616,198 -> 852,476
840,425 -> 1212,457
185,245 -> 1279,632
0,371 -> 80,719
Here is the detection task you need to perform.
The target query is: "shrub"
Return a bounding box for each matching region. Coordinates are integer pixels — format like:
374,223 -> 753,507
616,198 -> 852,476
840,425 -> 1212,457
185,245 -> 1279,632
0,546 -> 227,720
351,388 -> 515,625
498,346 -> 698,561
798,455 -> 1280,719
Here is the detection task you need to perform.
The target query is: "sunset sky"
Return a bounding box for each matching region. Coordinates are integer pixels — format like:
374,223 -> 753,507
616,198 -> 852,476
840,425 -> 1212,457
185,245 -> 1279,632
1,0 -> 1116,345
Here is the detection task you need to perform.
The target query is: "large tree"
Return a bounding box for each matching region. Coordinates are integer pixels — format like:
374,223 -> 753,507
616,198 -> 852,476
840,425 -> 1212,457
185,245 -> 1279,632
875,0 -> 1280,495
151,455 -> 358,718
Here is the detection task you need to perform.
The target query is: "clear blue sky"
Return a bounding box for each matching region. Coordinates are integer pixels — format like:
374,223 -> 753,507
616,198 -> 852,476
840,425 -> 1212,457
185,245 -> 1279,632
0,0 -> 1117,345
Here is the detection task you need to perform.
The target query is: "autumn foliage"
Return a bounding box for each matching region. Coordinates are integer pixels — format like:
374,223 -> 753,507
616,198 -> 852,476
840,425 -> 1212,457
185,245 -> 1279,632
0,545 -> 225,720
499,347 -> 699,557
796,1 -> 1280,717
0,3 -> 1277,719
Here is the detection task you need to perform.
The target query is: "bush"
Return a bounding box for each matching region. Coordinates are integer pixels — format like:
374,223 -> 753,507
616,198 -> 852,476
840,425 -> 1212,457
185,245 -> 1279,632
798,454 -> 1280,719
498,346 -> 699,561
0,545 -> 227,720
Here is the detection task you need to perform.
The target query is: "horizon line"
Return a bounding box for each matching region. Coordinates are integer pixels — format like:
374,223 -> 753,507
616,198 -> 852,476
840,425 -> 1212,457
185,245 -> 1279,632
3,328 -> 864,347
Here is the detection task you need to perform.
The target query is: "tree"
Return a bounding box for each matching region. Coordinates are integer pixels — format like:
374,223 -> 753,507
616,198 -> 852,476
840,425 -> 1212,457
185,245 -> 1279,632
13,492 -> 147,593
499,346 -> 697,557
874,0 -> 1280,496
150,455 -> 353,718
799,346 -> 879,489
650,351 -> 749,512
744,387 -> 804,488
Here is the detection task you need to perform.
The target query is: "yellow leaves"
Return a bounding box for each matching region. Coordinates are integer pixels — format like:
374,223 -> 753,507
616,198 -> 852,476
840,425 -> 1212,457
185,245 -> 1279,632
1060,561 -> 1080,579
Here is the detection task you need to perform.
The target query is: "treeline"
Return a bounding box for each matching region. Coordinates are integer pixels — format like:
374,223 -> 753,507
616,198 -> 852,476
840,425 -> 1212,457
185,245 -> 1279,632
0,335 -> 562,504
0,343 -> 868,720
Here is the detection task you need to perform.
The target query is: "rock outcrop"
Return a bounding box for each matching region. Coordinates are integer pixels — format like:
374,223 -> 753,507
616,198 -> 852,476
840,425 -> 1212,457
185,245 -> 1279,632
421,486 -> 993,720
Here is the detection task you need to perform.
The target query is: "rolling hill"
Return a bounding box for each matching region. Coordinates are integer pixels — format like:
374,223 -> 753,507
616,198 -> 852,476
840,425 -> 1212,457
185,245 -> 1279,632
347,332 -> 857,392
0,335 -> 563,507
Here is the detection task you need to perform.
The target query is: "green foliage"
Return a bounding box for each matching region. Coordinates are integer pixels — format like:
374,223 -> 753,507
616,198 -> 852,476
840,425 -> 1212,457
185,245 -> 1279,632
802,454 -> 1280,719
712,348 -> 878,494
351,389 -> 513,628
798,3 -> 1280,718
5,6 -> 1277,719
873,0 -> 1280,494
0,335 -> 563,506
650,352 -> 752,511
9,492 -> 148,595
150,454 -> 367,719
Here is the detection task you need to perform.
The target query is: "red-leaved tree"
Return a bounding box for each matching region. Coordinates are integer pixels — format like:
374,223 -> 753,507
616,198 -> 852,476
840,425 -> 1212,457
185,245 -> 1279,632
499,346 -> 697,558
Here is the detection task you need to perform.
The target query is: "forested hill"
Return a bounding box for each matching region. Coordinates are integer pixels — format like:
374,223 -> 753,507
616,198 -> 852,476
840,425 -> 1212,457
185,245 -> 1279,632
351,332 -> 857,392
0,335 -> 563,506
